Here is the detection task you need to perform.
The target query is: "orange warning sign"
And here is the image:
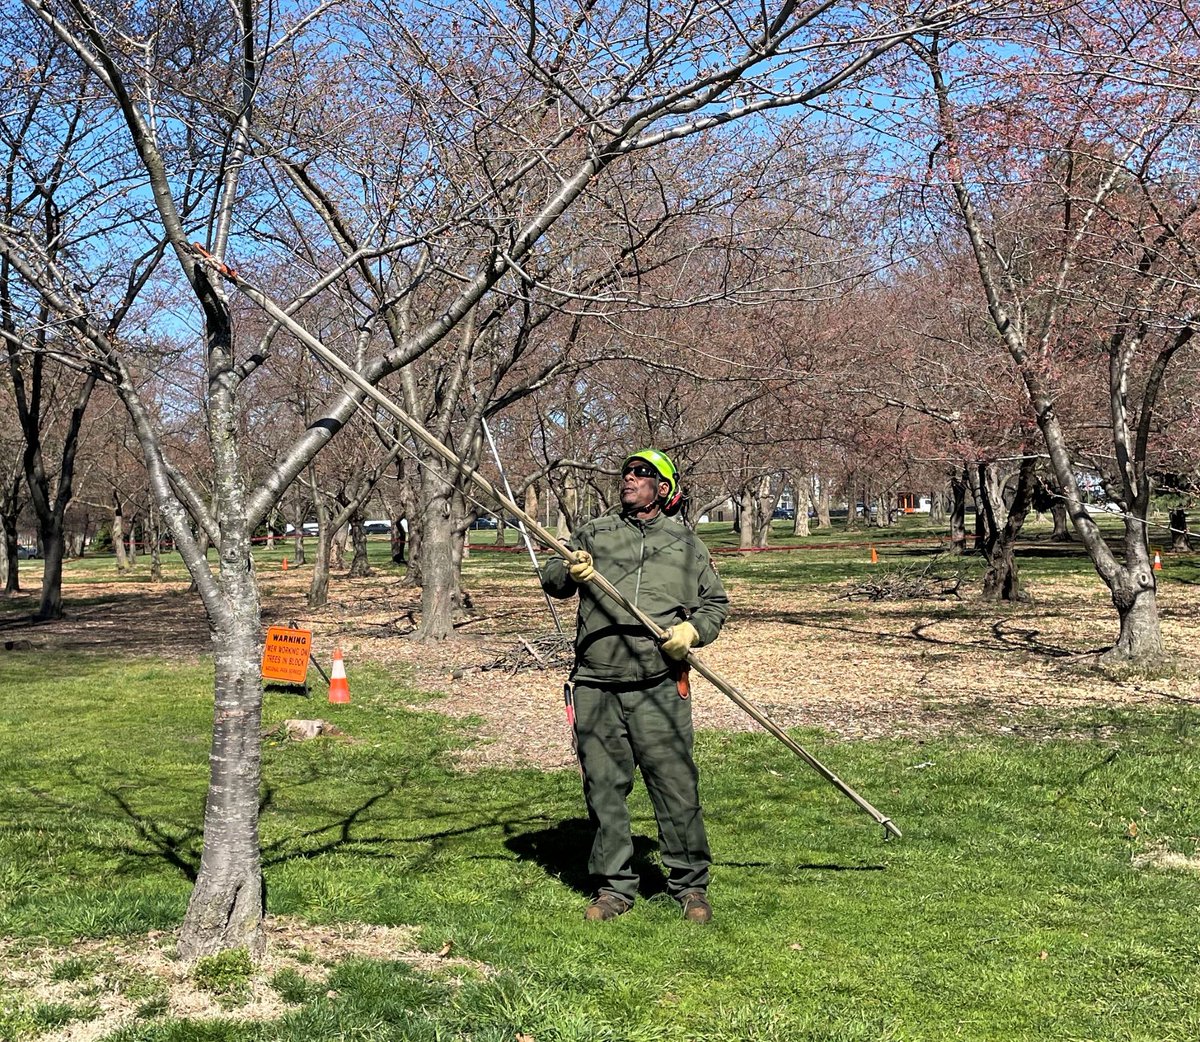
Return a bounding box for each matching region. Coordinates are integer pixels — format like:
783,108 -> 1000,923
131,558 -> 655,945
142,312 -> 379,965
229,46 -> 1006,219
261,626 -> 312,684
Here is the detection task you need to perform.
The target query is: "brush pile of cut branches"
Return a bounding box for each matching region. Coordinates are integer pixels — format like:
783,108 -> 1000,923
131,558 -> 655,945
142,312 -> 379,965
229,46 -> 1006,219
844,554 -> 970,601
451,631 -> 575,679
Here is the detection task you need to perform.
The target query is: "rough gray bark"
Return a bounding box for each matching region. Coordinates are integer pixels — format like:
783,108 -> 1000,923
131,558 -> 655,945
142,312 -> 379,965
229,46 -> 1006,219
412,458 -> 459,639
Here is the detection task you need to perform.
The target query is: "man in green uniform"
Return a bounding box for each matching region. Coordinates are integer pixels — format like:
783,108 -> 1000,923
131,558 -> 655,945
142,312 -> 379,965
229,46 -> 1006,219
542,449 -> 729,923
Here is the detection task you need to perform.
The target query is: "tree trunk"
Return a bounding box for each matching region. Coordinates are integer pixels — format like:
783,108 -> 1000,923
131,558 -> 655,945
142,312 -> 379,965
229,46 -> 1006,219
292,531 -> 305,566
929,487 -> 946,524
36,525 -> 66,619
148,502 -> 163,583
127,520 -> 138,566
948,471 -> 967,554
738,486 -> 755,549
402,511 -> 423,587
1050,501 -> 1071,541
348,515 -> 371,577
751,475 -> 773,546
390,516 -> 407,563
792,482 -> 811,537
1106,553 -> 1163,662
1,510 -> 18,595
329,525 -> 347,570
307,531 -> 331,607
975,458 -> 1035,603
411,462 -> 457,639
815,477 -> 831,529
178,607 -> 265,960
112,498 -> 129,570
1169,508 -> 1191,552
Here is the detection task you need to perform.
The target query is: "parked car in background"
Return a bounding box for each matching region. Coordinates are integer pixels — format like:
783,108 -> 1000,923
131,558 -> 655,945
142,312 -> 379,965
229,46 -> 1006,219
16,546 -> 39,559
772,507 -> 795,520
470,515 -> 499,529
363,520 -> 392,534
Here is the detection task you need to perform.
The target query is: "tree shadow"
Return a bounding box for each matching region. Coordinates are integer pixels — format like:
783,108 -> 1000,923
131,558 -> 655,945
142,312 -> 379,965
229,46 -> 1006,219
504,817 -> 668,899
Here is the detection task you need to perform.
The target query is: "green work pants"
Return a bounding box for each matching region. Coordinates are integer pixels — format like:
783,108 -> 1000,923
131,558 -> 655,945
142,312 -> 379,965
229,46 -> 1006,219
573,674 -> 711,902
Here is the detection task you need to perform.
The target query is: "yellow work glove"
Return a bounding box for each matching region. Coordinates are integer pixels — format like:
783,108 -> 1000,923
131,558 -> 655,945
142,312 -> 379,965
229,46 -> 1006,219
567,550 -> 595,583
660,621 -> 699,661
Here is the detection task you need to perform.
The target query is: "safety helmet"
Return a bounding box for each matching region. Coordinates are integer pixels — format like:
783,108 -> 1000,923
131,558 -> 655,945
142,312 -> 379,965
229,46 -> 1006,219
623,448 -> 683,514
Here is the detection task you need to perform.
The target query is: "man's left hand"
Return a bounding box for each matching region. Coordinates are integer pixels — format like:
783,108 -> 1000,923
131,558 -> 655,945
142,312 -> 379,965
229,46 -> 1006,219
660,621 -> 699,660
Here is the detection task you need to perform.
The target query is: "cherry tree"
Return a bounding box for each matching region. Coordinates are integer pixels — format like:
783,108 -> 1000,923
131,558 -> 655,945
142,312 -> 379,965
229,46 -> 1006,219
4,0 -> 990,959
911,3 -> 1200,658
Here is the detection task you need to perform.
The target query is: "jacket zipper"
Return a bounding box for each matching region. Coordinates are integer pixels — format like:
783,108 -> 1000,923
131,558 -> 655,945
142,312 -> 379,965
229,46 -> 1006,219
633,523 -> 647,608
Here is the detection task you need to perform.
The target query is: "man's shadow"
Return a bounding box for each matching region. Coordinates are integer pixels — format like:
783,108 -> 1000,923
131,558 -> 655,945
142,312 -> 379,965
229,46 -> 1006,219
505,817 -> 668,899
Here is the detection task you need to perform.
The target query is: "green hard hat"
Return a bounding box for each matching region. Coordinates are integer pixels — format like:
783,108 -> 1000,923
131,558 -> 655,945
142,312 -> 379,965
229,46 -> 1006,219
623,448 -> 679,500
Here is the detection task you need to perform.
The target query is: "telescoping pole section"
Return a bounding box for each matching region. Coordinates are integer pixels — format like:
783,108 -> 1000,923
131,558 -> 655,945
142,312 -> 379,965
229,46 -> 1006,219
191,245 -> 901,840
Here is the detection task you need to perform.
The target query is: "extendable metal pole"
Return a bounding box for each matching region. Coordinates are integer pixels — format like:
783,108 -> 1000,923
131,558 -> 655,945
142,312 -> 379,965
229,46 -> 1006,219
193,246 -> 901,839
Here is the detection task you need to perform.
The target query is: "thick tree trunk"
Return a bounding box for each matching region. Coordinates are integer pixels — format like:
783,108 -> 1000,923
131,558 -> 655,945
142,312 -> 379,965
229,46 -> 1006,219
1169,508 -> 1191,552
738,487 -> 754,549
146,502 -> 162,582
36,525 -> 66,619
307,531 -> 331,608
390,516 -> 407,563
975,458 -> 1035,603
178,605 -> 265,961
1105,538 -> 1163,662
1,512 -> 18,594
815,478 -> 831,529
1050,501 -> 1071,541
401,513 -> 423,587
412,464 -> 457,639
948,471 -> 967,554
751,475 -> 773,546
929,487 -> 946,524
874,493 -> 891,528
792,482 -> 811,537
348,515 -> 371,577
329,525 -> 347,570
292,531 -> 305,566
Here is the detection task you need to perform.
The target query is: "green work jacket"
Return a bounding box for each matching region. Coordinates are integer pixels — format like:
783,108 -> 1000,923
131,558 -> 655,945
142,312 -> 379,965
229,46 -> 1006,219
542,511 -> 729,685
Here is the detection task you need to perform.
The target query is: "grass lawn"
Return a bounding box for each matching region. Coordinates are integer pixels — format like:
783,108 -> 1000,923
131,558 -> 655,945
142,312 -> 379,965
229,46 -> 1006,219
2,642 -> 1199,1041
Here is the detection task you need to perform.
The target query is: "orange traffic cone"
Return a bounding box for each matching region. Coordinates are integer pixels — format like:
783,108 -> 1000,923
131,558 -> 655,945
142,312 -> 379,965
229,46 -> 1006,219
328,648 -> 351,704
1153,551 -> 1162,571
282,556 -> 288,571
870,545 -> 879,564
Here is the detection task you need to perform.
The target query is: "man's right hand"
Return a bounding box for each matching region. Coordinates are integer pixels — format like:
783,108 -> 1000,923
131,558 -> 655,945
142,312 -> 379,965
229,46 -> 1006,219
567,550 -> 595,583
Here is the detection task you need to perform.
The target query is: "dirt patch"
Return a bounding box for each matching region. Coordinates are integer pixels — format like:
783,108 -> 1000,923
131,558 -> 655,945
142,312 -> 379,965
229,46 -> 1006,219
5,566 -> 1199,770
1131,843 -> 1200,874
0,916 -> 488,1042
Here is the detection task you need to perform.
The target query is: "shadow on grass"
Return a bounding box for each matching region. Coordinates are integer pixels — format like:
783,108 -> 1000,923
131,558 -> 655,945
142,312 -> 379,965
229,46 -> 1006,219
504,817 -> 668,899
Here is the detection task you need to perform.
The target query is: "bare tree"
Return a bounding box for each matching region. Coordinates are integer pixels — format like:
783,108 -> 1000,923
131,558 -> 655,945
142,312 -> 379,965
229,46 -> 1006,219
5,0 -> 989,959
916,7 -> 1200,660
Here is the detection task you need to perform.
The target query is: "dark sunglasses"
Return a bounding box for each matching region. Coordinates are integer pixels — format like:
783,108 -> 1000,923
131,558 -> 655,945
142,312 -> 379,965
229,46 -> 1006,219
622,463 -> 659,480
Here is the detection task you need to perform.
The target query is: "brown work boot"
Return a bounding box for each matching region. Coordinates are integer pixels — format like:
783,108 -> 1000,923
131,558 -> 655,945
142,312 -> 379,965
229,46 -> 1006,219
679,890 -> 712,923
584,893 -> 632,922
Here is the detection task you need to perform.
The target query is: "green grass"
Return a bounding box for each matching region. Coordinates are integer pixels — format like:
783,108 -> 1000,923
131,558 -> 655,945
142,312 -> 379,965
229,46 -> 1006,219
2,650 -> 1200,1041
